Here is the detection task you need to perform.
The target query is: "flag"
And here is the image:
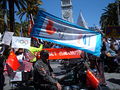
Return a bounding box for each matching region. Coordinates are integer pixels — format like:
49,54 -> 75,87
28,14 -> 34,36
24,49 -> 35,62
6,51 -> 20,71
31,10 -> 102,56
77,11 -> 89,29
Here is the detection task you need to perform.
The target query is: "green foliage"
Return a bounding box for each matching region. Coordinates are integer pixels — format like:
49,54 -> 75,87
17,0 -> 43,21
14,21 -> 29,37
0,0 -> 43,34
100,2 -> 120,31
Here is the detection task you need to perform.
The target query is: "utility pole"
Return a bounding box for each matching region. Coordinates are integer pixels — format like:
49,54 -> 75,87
116,0 -> 120,25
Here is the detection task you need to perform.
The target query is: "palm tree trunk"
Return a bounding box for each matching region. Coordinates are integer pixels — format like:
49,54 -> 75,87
9,0 -> 15,32
3,0 -> 8,31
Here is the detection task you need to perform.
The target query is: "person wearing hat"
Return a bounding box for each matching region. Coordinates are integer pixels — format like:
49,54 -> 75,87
33,50 -> 62,90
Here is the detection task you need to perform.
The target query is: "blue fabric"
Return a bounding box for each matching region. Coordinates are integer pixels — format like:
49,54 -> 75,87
31,10 -> 102,56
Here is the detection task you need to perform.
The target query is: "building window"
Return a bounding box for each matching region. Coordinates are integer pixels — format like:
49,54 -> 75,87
62,0 -> 70,5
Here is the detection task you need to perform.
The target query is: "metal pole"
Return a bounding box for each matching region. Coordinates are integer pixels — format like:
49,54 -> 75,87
117,0 -> 120,25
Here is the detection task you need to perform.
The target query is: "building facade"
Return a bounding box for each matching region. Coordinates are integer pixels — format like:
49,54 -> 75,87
61,0 -> 73,23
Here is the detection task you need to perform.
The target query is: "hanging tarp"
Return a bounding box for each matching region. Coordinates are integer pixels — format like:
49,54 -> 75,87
31,10 -> 102,56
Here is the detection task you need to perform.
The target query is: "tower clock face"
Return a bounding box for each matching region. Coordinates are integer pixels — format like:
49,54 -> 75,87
63,11 -> 70,18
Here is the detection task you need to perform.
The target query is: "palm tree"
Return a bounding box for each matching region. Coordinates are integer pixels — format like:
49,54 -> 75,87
16,0 -> 42,36
14,21 -> 29,37
0,4 -> 4,33
0,0 -> 27,32
17,0 -> 42,21
0,0 -> 42,34
100,2 -> 119,30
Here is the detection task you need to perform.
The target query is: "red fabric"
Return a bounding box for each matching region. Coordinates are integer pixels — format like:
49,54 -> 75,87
6,51 -> 20,71
28,19 -> 34,36
37,48 -> 84,60
86,70 -> 99,88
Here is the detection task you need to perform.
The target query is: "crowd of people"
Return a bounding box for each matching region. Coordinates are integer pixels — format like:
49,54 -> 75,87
0,37 -> 120,90
102,37 -> 120,72
0,40 -> 64,90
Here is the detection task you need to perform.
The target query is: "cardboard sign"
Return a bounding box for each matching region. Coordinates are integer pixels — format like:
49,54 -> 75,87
37,48 -> 84,60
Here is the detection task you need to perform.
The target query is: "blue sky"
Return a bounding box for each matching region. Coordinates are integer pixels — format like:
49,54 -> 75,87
40,0 -> 115,27
15,0 -> 115,27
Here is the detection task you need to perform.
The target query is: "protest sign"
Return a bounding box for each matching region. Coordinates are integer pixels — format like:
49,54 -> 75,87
10,71 -> 22,82
23,61 -> 33,72
2,31 -> 14,45
12,36 -> 31,49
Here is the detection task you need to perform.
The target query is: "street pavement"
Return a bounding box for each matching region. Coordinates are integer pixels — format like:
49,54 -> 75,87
51,61 -> 120,90
105,73 -> 120,90
3,61 -> 120,90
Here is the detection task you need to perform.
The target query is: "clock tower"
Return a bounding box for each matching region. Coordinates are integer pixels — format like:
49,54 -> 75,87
61,0 -> 73,23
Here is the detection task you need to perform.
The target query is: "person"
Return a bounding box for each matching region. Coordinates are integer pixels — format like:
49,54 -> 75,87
0,53 -> 5,90
33,50 -> 62,90
28,44 -> 43,63
99,37 -> 107,85
15,48 -> 25,71
15,48 -> 24,62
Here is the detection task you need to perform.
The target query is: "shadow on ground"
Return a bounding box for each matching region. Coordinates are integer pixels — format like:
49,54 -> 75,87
107,78 -> 120,85
10,86 -> 34,90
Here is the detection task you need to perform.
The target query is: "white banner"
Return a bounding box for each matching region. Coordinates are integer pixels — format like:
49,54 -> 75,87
12,36 -> 31,49
2,31 -> 14,45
